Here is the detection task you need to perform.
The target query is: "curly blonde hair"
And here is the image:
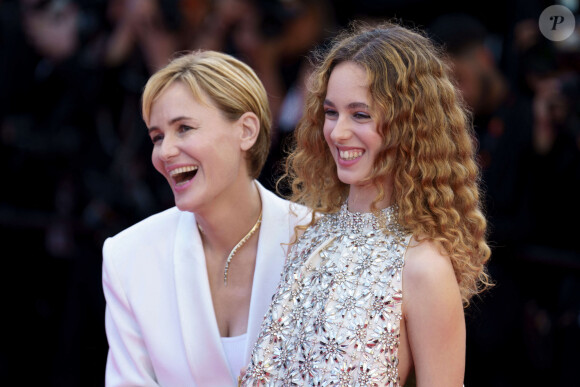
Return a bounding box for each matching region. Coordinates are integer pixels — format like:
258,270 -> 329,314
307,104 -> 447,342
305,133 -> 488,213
283,21 -> 491,305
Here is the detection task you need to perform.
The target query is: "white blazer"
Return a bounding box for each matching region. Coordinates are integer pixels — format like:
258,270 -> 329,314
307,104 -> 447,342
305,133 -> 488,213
103,182 -> 309,386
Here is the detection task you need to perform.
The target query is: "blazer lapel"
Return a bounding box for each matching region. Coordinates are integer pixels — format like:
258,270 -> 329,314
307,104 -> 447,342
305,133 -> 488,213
173,211 -> 233,385
244,184 -> 290,361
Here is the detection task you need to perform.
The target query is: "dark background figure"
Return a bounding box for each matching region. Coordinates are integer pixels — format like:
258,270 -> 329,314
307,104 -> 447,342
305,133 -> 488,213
0,0 -> 578,385
429,16 -> 530,387
429,10 -> 580,387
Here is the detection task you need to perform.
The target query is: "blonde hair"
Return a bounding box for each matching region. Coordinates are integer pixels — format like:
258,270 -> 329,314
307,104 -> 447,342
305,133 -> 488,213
142,50 -> 271,178
284,21 -> 491,305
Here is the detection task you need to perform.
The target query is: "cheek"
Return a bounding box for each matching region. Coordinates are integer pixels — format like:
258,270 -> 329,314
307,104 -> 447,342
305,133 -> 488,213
322,123 -> 333,150
151,148 -> 165,176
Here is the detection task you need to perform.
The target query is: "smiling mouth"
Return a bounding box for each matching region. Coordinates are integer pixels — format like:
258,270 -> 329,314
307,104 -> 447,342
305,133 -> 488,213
339,149 -> 364,161
169,166 -> 198,185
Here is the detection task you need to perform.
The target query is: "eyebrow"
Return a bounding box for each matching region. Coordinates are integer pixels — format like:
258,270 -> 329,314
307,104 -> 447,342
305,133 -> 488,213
147,116 -> 191,133
323,99 -> 370,110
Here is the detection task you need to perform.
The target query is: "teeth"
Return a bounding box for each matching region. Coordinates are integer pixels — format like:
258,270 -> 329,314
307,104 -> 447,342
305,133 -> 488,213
339,149 -> 363,161
169,165 -> 198,176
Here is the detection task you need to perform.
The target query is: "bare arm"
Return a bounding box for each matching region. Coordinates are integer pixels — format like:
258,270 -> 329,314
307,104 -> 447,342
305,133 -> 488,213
402,239 -> 465,387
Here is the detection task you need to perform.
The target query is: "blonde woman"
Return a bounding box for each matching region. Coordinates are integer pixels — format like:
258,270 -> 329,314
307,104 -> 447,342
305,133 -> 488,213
102,51 -> 308,386
242,22 -> 491,386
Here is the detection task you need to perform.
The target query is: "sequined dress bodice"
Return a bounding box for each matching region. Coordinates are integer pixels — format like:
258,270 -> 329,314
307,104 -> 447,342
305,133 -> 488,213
242,203 -> 411,386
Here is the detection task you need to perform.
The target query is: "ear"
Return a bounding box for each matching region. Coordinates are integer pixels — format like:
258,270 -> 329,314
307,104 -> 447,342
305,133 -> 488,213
238,112 -> 260,151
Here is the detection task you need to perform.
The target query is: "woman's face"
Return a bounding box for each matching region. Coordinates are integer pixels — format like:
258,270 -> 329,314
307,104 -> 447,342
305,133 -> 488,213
147,81 -> 247,213
323,61 -> 383,189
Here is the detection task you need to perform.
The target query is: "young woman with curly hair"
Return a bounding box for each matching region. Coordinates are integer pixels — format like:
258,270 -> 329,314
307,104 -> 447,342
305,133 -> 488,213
241,21 -> 491,386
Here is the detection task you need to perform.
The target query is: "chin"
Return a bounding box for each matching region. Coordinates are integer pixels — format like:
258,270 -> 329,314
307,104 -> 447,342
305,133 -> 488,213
173,196 -> 200,213
336,173 -> 364,186
174,202 -> 192,212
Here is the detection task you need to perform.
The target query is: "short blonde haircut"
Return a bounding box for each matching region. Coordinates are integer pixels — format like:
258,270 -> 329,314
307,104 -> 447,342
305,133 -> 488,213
285,21 -> 491,305
142,50 -> 272,178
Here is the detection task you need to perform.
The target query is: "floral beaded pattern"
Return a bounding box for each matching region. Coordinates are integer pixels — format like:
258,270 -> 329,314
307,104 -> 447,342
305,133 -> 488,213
242,203 -> 411,386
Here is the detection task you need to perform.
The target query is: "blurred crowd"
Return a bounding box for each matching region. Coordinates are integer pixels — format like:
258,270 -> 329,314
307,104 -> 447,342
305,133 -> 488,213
0,0 -> 578,386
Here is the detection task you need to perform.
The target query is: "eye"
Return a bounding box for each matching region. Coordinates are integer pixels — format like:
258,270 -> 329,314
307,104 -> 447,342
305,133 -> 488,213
150,133 -> 163,144
179,124 -> 196,133
324,108 -> 338,119
353,112 -> 371,120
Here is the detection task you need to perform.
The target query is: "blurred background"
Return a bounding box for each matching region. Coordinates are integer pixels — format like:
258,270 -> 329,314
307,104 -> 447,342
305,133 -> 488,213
0,0 -> 578,385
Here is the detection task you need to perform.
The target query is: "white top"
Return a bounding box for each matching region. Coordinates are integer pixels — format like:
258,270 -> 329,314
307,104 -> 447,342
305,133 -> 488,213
221,333 -> 248,380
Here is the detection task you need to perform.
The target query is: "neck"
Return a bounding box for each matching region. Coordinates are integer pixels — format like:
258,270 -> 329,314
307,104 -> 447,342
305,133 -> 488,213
196,179 -> 262,259
347,176 -> 393,213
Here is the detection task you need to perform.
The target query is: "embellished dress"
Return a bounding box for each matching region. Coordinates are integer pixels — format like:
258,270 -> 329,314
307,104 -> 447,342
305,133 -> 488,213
241,203 -> 412,386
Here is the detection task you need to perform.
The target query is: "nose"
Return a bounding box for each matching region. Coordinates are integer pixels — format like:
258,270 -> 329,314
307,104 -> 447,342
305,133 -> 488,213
159,134 -> 179,161
329,116 -> 351,143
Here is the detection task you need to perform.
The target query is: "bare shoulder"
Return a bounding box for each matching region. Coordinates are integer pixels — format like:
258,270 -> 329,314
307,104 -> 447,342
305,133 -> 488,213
404,238 -> 456,283
402,237 -> 461,314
